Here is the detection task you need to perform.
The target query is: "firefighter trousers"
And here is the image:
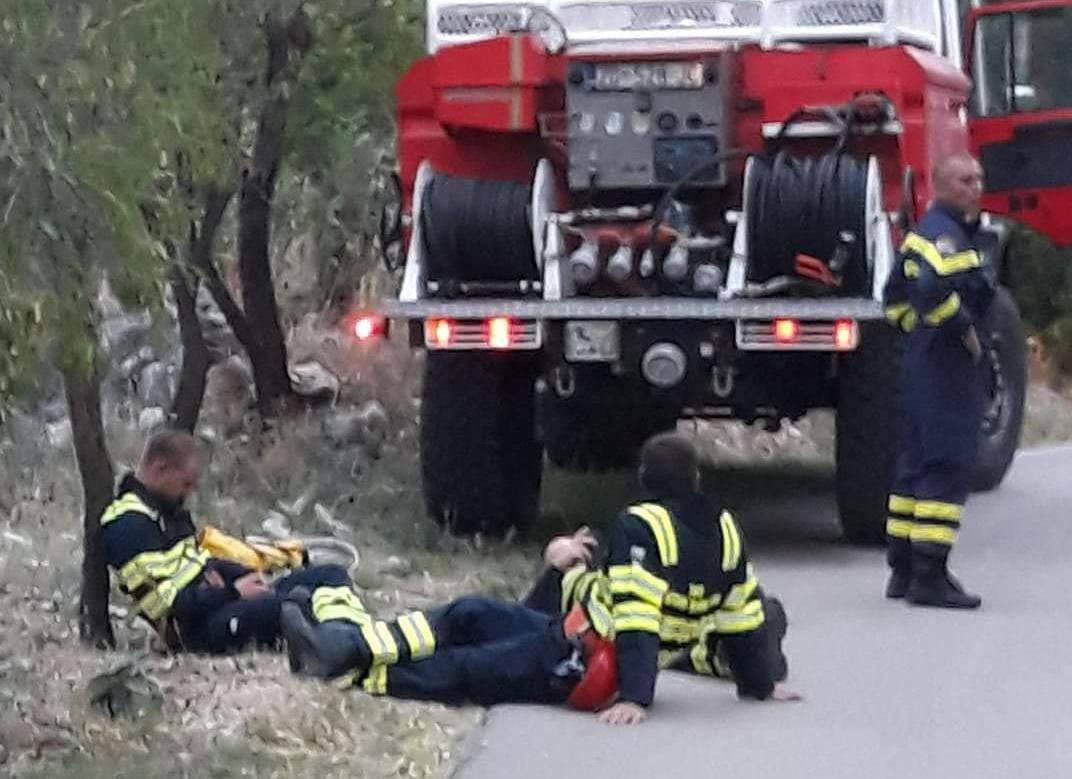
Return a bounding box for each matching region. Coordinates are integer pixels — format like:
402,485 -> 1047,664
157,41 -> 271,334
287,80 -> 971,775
347,597 -> 577,706
183,564 -> 351,654
887,333 -> 984,564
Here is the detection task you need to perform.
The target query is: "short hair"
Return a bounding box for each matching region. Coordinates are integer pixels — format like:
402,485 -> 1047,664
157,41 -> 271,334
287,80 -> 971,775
141,430 -> 199,470
638,432 -> 699,496
933,152 -> 981,186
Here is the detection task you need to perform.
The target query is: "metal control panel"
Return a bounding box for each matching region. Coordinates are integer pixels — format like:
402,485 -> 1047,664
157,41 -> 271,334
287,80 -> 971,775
566,56 -> 731,191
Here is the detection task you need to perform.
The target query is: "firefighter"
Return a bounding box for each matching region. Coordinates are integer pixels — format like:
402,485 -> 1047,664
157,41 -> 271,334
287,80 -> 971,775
882,152 -> 997,609
281,433 -> 798,723
100,430 -> 354,652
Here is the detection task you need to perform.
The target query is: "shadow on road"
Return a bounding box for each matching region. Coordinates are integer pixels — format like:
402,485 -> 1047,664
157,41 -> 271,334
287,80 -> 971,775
540,459 -> 846,557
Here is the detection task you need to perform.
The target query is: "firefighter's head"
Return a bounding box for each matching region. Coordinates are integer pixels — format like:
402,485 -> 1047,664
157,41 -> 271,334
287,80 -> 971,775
933,153 -> 984,221
638,432 -> 700,498
136,430 -> 203,505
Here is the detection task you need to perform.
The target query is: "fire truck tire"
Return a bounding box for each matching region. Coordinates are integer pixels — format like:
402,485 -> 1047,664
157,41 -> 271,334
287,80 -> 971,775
542,400 -> 678,473
421,174 -> 537,283
972,287 -> 1026,492
420,352 -> 542,537
835,322 -> 903,544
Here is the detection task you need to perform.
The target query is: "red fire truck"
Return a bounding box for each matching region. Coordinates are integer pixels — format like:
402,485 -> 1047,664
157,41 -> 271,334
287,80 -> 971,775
966,0 -> 1072,247
379,1 -> 1029,543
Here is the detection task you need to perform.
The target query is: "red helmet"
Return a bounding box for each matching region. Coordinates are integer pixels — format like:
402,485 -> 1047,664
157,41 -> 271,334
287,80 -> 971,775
566,635 -> 618,712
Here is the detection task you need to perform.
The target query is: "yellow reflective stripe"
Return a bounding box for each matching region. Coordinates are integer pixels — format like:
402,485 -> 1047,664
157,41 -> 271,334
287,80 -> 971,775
924,292 -> 961,326
612,599 -> 659,634
560,566 -> 587,613
690,640 -> 714,675
943,250 -> 982,273
884,302 -> 910,325
902,233 -> 981,276
914,501 -> 962,523
658,648 -> 685,669
374,621 -> 399,664
397,612 -> 436,659
100,493 -> 157,527
723,568 -> 759,610
903,259 -> 920,279
135,547 -> 209,620
719,511 -> 742,572
712,598 -> 764,634
587,596 -> 614,637
117,540 -> 191,591
312,586 -> 371,625
615,615 -> 661,634
910,525 -> 957,545
627,503 -> 679,566
660,613 -> 700,644
888,495 -> 916,515
608,564 -> 668,607
886,519 -> 914,539
361,664 -> 388,695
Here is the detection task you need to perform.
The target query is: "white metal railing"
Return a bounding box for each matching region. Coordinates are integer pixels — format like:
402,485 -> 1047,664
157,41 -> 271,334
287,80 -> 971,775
427,0 -> 951,53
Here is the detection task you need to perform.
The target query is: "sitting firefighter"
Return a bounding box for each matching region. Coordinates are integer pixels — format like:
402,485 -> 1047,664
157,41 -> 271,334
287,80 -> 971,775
281,432 -> 798,723
882,152 -> 997,609
100,429 -> 353,653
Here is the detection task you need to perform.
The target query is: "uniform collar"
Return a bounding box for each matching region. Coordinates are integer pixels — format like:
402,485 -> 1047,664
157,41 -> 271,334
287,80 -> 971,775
118,472 -> 182,515
933,201 -> 980,231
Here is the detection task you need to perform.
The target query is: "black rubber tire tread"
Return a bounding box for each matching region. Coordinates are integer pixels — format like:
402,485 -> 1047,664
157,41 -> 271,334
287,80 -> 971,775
972,287 -> 1026,492
543,400 -> 678,473
420,352 -> 542,537
421,174 -> 536,283
835,321 -> 903,544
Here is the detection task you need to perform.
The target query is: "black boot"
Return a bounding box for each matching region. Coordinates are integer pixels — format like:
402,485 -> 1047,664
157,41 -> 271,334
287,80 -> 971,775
763,596 -> 789,682
885,538 -> 913,599
281,602 -> 373,678
905,548 -> 981,610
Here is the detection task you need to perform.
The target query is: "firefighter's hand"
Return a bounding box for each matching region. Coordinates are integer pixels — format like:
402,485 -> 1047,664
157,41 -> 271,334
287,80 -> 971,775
203,569 -> 225,589
769,684 -> 803,702
544,526 -> 598,571
598,701 -> 646,726
234,572 -> 271,600
964,326 -> 983,364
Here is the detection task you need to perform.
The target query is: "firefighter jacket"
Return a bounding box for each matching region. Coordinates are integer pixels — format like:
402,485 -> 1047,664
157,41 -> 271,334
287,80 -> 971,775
556,493 -> 774,707
100,475 -> 244,627
883,202 -> 996,343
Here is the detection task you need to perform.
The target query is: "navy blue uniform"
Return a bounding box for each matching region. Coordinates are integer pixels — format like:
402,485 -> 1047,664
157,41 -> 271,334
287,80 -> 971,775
882,203 -> 996,576
100,474 -> 350,652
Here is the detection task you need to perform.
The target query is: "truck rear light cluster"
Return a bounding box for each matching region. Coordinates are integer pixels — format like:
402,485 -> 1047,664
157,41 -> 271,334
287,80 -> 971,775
424,317 -> 541,351
737,318 -> 858,351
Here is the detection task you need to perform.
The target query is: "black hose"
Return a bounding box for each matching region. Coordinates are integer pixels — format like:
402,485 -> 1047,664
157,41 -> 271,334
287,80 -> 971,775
747,152 -> 871,296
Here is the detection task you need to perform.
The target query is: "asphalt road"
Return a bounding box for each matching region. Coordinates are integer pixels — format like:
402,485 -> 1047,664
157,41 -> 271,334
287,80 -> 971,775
456,445 -> 1072,779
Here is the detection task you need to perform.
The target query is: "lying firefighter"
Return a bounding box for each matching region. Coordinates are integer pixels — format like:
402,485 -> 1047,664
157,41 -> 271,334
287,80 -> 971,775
100,429 -> 352,653
281,432 -> 799,722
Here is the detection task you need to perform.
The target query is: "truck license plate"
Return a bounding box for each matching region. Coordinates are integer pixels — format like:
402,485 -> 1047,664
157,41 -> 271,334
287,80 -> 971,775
565,321 -> 620,362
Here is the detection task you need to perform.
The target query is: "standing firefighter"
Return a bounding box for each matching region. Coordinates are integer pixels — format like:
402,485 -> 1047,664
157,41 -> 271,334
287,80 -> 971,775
281,433 -> 797,722
882,153 -> 997,609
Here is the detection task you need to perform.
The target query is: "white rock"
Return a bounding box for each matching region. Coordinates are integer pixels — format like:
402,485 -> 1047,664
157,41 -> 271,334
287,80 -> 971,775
138,406 -> 167,432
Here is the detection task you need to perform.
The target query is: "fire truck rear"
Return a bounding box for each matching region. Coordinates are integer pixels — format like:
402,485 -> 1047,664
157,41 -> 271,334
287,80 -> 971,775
379,0 -> 1027,542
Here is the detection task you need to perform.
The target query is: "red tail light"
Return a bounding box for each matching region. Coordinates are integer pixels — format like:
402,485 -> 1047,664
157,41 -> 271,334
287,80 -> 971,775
486,317 -> 513,349
834,319 -> 857,350
773,318 -> 800,344
427,318 -> 455,348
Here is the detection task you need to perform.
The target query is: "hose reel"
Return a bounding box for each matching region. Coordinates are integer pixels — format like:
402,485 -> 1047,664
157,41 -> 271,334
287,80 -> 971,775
747,152 -> 881,297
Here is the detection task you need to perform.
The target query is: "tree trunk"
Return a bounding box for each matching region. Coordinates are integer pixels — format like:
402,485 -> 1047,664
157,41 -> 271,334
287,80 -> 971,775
63,362 -> 116,648
169,262 -> 210,433
235,16 -> 300,418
